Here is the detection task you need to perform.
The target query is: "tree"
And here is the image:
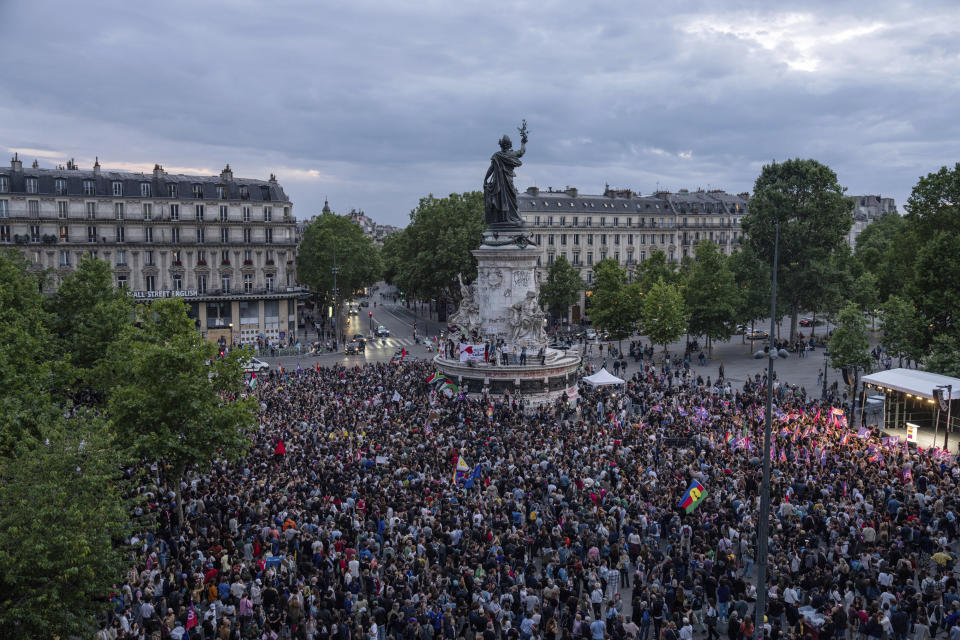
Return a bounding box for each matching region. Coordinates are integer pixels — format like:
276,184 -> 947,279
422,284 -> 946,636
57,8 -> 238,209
641,277 -> 687,358
851,271 -> 880,330
46,256 -> 133,396
742,159 -> 854,342
683,241 -> 739,354
539,255 -> 584,321
0,250 -> 62,454
728,246 -> 770,336
879,295 -> 923,367
0,416 -> 132,639
853,212 -> 907,301
588,258 -> 641,351
829,303 -> 872,422
925,334 -> 960,378
106,298 -> 257,522
635,250 -> 678,292
297,212 -> 383,309
910,231 -> 960,349
390,192 -> 485,302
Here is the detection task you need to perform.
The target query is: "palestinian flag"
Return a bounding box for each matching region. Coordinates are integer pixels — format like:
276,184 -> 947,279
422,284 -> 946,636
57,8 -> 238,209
249,373 -> 258,389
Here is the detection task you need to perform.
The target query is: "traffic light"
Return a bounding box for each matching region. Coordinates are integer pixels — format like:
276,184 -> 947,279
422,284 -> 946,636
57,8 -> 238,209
369,311 -> 373,318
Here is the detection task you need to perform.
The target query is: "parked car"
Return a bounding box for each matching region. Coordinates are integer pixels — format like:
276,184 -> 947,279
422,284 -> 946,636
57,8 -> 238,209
243,357 -> 270,373
375,325 -> 390,338
746,330 -> 769,341
799,317 -> 823,327
735,324 -> 748,335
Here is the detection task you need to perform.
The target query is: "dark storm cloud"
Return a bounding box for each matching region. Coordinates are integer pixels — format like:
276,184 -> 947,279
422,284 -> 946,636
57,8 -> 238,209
0,0 -> 957,225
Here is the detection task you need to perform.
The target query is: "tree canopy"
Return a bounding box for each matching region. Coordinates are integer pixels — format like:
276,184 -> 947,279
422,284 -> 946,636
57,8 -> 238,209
683,241 -> 739,352
297,212 -> 383,305
588,258 -> 641,349
641,276 -> 687,356
742,159 -> 853,341
386,192 -> 485,301
539,255 -> 584,319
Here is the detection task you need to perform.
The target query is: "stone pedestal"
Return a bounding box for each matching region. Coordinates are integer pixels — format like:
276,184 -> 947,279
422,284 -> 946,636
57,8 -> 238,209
436,233 -> 580,409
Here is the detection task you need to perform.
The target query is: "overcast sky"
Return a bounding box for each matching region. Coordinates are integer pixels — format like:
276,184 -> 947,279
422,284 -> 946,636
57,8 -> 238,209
1,1 -> 958,226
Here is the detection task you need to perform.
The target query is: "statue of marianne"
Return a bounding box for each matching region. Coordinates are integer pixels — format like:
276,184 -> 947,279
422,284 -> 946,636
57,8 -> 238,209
483,120 -> 528,228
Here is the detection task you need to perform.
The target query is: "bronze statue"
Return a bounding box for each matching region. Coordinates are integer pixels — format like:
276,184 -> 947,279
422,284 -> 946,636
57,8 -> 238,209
484,120 -> 528,228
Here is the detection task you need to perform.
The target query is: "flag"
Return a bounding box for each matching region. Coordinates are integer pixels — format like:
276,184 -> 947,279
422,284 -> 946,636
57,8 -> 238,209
426,371 -> 442,384
249,373 -> 258,389
678,479 -> 707,514
779,448 -> 787,463
486,406 -> 494,421
186,604 -> 198,630
440,382 -> 459,397
452,455 -> 469,484
724,431 -> 734,445
857,427 -> 871,439
464,464 -> 484,489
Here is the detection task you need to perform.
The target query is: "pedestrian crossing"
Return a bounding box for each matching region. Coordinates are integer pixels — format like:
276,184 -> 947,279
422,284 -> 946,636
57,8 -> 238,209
361,336 -> 420,349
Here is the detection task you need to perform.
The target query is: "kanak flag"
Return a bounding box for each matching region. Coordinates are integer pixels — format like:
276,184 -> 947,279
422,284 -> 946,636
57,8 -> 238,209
678,479 -> 707,514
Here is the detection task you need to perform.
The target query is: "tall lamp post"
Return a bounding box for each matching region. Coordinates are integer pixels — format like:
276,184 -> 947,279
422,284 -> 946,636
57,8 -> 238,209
936,384 -> 953,450
754,220 -> 787,640
821,349 -> 830,401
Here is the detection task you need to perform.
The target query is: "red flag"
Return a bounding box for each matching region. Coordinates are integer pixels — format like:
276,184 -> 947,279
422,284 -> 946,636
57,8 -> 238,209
186,604 -> 198,630
274,439 -> 286,455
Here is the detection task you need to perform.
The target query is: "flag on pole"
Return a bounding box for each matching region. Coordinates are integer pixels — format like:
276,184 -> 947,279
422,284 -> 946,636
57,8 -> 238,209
249,373 -> 258,389
186,604 -> 198,630
464,463 -> 484,489
426,370 -> 442,384
452,455 -> 469,484
724,431 -> 734,445
440,382 -> 459,397
678,479 -> 707,514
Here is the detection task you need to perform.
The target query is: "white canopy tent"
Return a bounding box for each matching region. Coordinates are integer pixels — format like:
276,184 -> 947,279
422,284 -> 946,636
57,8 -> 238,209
582,368 -> 625,387
861,368 -> 960,400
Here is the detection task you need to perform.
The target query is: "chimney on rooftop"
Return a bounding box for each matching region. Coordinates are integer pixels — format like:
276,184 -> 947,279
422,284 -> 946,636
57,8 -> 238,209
93,157 -> 101,176
10,153 -> 22,173
66,158 -> 77,170
153,164 -> 164,179
269,173 -> 277,184
220,163 -> 233,181
31,159 -> 39,169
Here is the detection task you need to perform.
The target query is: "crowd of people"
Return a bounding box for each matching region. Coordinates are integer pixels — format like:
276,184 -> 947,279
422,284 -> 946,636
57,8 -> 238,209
97,352 -> 960,640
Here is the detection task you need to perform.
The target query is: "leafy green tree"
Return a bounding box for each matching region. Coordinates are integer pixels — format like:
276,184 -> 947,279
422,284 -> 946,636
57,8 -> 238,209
588,258 -> 641,351
910,231 -> 960,349
106,298 -> 257,521
0,416 -> 132,639
297,212 -> 383,308
925,334 -> 960,378
641,277 -> 687,357
684,241 -> 739,354
728,246 -> 770,337
853,212 -> 907,301
46,256 -> 133,395
742,159 -> 854,342
635,250 -> 678,292
879,295 -> 923,367
829,303 -> 872,423
539,255 -> 584,320
851,271 -> 879,329
391,192 -> 485,302
0,250 -> 62,454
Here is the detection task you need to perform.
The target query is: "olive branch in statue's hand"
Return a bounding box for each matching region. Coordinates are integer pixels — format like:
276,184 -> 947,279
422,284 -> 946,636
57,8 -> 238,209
518,119 -> 529,144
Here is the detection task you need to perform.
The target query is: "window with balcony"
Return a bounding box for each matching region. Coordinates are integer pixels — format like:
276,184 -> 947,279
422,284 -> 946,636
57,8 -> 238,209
547,253 -> 554,265
170,204 -> 179,221
243,249 -> 252,263
243,228 -> 252,243
221,250 -> 230,264
0,225 -> 9,242
197,249 -> 206,264
283,206 -> 289,219
171,227 -> 180,243
197,274 -> 207,293
0,200 -> 7,218
195,204 -> 204,220
30,225 -> 40,242
547,216 -> 553,226
143,203 -> 152,220
28,200 -> 39,218
116,250 -> 126,266
587,252 -> 593,266
115,203 -> 124,220
140,183 -> 151,197
144,227 -> 153,243
572,252 -> 580,265
59,225 -> 69,242
59,250 -> 70,267
145,275 -> 156,291
26,177 -> 39,194
87,226 -> 97,243
264,228 -> 272,243
85,202 -> 96,219
56,201 -> 68,219
242,206 -> 251,222
115,225 -> 125,242
173,275 -> 183,290
219,205 -> 228,221
265,273 -> 274,291
197,227 -> 205,243
560,234 -> 567,246
264,206 -> 272,222
221,275 -> 231,292
243,273 -> 253,292
220,228 -> 229,243
116,274 -> 127,289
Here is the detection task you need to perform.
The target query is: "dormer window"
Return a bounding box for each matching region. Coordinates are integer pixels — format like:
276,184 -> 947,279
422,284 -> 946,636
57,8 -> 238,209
167,183 -> 178,198
112,181 -> 123,196
239,185 -> 249,200
26,177 -> 39,193
216,185 -> 225,199
140,182 -> 151,197
55,178 -> 67,195
193,184 -> 204,198
260,186 -> 271,201
83,179 -> 95,195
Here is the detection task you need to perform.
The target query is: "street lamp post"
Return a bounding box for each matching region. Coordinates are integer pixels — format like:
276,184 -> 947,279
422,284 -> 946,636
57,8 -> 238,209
936,384 -> 953,450
821,349 -> 830,401
754,220 -> 781,640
